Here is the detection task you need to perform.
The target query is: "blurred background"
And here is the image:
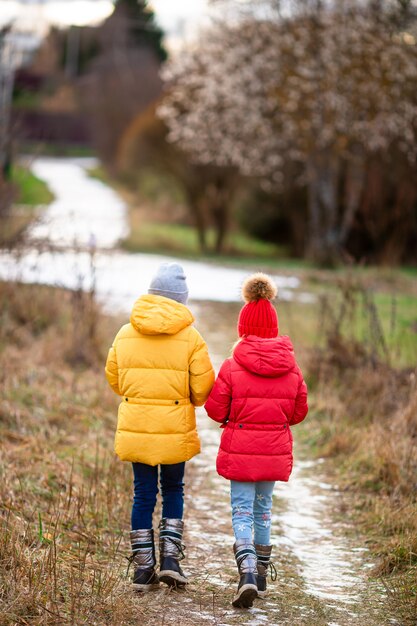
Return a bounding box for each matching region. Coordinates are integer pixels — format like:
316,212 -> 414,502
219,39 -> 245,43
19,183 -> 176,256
1,0 -> 416,264
0,2 -> 416,625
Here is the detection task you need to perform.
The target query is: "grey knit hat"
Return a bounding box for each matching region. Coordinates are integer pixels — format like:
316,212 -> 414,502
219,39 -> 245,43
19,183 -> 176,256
148,263 -> 189,304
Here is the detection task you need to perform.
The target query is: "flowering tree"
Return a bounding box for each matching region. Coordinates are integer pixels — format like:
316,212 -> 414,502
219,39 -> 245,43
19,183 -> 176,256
159,5 -> 417,263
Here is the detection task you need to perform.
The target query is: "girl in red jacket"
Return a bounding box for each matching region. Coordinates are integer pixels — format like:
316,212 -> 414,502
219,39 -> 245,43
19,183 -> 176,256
205,273 -> 308,609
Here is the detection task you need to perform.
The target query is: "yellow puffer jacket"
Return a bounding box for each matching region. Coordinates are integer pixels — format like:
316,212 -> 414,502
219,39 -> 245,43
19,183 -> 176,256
105,294 -> 215,465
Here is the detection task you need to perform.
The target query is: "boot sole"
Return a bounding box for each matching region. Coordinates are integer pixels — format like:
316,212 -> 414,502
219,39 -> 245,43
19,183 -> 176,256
132,582 -> 160,592
257,589 -> 267,599
159,570 -> 188,587
232,584 -> 258,608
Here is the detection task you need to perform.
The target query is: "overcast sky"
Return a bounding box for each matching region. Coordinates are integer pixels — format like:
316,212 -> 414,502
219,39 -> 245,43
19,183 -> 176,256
0,0 -> 210,40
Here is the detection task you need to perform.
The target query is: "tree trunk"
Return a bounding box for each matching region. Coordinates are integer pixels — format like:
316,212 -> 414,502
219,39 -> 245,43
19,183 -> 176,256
213,201 -> 228,254
194,201 -> 208,253
378,178 -> 417,265
207,174 -> 237,254
339,155 -> 365,248
306,151 -> 340,265
184,187 -> 208,253
283,185 -> 308,257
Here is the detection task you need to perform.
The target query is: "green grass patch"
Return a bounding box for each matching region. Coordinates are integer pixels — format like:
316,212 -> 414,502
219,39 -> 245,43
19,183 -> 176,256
0,166 -> 54,245
122,218 -> 284,260
371,292 -> 417,365
324,289 -> 417,368
12,91 -> 42,109
87,165 -> 108,184
276,289 -> 417,369
12,165 -> 54,206
18,142 -> 95,158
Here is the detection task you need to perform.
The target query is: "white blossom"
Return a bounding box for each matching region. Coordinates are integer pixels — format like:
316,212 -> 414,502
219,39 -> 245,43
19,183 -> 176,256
158,8 -> 417,189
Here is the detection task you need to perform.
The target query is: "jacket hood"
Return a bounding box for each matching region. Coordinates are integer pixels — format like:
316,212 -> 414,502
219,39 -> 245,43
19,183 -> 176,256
233,335 -> 296,377
130,294 -> 194,335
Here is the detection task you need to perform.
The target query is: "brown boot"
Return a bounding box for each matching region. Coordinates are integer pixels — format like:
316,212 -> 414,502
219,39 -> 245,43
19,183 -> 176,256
232,539 -> 258,608
255,544 -> 276,598
129,529 -> 159,592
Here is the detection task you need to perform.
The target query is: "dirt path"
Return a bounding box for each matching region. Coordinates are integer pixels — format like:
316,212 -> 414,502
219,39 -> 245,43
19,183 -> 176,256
126,301 -> 396,626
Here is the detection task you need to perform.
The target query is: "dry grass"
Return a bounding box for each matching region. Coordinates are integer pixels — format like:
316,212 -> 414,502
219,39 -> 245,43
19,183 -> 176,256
1,279 -> 415,625
1,284 -> 320,626
0,281 -> 106,367
0,282 -> 142,625
306,280 -> 417,625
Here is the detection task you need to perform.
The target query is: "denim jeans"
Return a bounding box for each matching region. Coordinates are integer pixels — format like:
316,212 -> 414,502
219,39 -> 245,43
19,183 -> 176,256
131,462 -> 185,530
230,480 -> 275,545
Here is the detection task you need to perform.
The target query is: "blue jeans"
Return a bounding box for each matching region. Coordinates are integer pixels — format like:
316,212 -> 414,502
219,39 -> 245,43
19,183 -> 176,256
230,480 -> 275,545
131,462 -> 185,530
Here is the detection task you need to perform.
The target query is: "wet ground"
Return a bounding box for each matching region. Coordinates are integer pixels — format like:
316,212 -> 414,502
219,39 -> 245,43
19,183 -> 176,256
189,307 -> 393,625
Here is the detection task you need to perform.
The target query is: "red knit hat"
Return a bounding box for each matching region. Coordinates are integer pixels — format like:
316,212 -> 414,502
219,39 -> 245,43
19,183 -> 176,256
238,273 -> 278,338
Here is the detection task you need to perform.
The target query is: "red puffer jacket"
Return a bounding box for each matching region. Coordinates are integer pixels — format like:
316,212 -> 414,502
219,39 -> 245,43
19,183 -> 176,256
205,335 -> 308,482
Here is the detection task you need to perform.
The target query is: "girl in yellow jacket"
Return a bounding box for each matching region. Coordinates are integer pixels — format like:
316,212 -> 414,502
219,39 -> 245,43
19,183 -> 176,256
105,263 -> 214,591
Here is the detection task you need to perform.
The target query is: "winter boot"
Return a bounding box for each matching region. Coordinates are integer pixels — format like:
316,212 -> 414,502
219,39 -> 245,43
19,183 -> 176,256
232,539 -> 258,608
255,544 -> 276,598
159,518 -> 188,587
129,529 -> 159,592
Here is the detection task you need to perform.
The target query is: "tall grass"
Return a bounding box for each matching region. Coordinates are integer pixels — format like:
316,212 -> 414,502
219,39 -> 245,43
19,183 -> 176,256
1,276 -> 416,624
0,281 -> 144,625
306,278 -> 417,624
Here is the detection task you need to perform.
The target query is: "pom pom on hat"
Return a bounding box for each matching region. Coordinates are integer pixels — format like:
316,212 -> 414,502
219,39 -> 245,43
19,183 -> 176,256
242,273 -> 277,303
238,273 -> 278,338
